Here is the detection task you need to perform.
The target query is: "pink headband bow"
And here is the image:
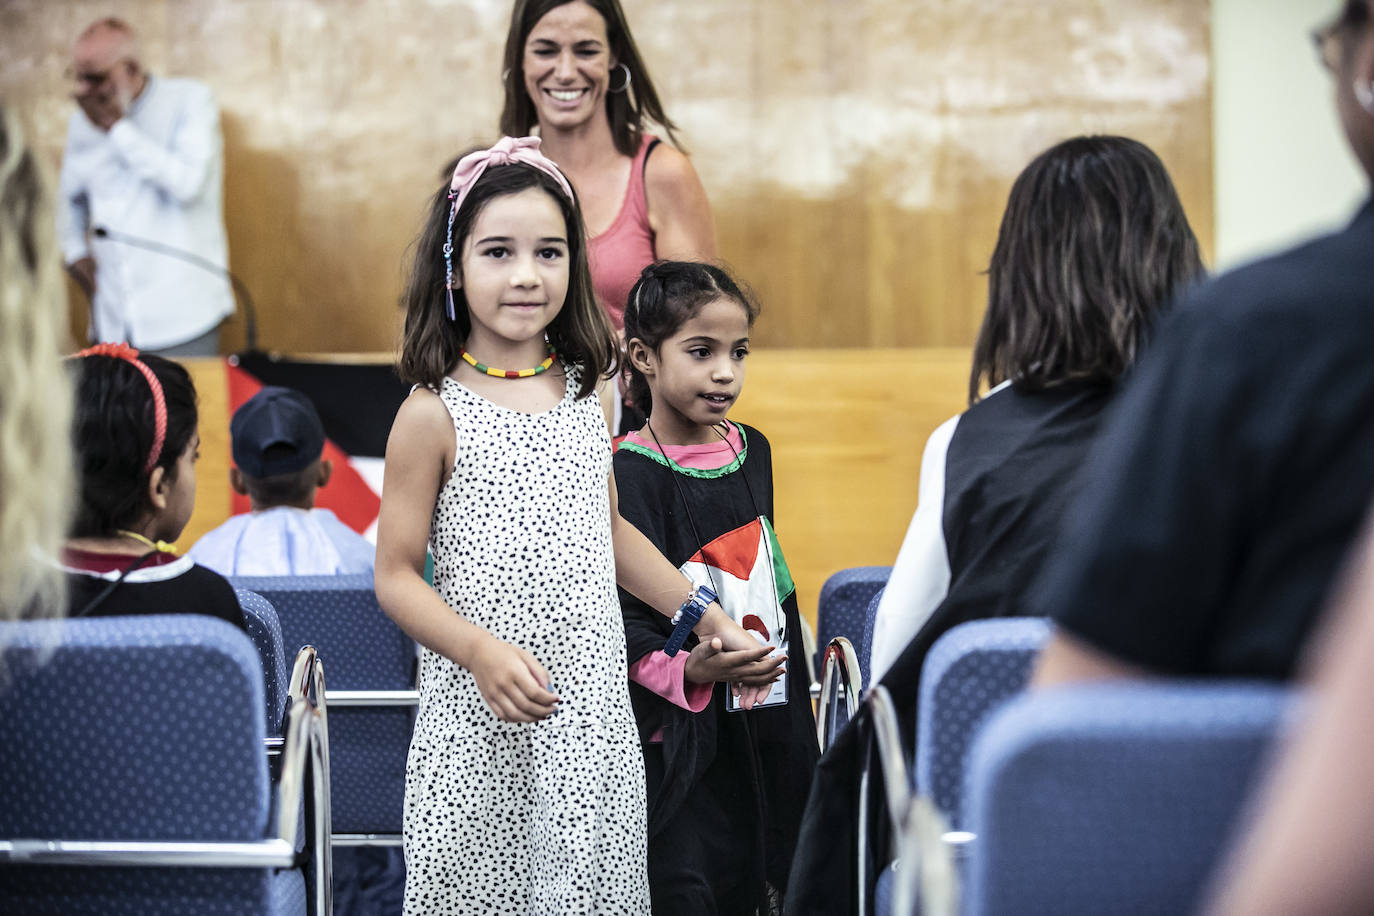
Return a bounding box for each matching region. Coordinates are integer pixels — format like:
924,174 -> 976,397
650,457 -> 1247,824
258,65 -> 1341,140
72,342 -> 167,475
448,135 -> 575,216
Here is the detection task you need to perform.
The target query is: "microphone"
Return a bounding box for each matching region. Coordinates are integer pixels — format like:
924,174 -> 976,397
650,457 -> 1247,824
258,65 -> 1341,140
92,225 -> 260,353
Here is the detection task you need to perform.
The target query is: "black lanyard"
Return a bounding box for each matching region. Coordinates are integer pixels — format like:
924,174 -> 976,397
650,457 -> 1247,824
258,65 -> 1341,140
643,421 -> 785,647
71,550 -> 158,618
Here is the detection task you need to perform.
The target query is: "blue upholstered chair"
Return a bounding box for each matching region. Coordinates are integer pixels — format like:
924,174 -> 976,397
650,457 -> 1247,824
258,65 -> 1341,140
229,576 -> 416,847
961,682 -> 1297,916
816,566 -> 892,678
236,588 -> 289,736
915,618 -> 1051,830
858,586 -> 887,690
0,615 -> 331,916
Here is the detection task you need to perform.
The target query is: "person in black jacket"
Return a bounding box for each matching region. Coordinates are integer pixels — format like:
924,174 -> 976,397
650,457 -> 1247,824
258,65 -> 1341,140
789,135 -> 1205,914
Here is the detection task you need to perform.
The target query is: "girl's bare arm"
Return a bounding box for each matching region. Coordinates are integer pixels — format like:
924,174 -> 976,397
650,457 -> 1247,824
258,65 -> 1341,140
375,390 -> 557,722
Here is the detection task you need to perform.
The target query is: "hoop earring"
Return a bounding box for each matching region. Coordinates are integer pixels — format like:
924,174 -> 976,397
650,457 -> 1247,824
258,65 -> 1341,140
609,63 -> 631,94
1357,81 -> 1374,114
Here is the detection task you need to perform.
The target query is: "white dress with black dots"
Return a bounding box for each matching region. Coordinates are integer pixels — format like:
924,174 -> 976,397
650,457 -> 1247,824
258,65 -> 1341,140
404,367 -> 651,915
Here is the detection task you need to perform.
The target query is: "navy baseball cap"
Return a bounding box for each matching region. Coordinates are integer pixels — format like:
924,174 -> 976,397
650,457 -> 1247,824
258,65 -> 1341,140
230,386 -> 326,478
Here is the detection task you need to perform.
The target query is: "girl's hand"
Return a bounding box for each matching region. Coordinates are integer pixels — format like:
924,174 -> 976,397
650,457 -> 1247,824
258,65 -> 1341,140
695,604 -> 782,710
466,631 -> 560,722
685,636 -> 787,687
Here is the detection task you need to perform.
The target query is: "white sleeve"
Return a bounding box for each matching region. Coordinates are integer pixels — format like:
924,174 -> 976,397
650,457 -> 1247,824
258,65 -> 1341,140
106,84 -> 221,204
869,413 -> 959,682
57,117 -> 91,264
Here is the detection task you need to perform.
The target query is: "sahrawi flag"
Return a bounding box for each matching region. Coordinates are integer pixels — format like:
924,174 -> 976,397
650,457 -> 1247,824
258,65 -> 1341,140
680,517 -> 795,647
226,353 -> 412,542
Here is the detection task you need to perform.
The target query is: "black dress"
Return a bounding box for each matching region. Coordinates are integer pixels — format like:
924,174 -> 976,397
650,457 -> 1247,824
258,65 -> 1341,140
616,424 -> 819,915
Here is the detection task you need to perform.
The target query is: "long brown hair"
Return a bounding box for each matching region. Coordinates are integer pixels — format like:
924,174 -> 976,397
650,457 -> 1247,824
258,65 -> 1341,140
969,135 -> 1204,405
398,160 -> 618,397
499,0 -> 683,157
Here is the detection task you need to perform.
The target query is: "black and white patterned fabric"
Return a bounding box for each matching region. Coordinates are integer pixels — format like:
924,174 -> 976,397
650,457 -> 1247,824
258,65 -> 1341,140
235,588 -> 289,735
915,617 -> 1050,828
963,682 -> 1297,916
0,615 -> 305,915
403,369 -> 649,914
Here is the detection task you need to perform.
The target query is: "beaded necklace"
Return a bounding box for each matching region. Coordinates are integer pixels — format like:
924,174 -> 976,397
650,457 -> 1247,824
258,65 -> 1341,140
459,345 -> 557,379
115,529 -> 179,555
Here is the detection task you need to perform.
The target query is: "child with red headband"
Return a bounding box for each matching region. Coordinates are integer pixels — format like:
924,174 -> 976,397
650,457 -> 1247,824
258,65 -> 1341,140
376,137 -> 772,914
61,343 -> 244,629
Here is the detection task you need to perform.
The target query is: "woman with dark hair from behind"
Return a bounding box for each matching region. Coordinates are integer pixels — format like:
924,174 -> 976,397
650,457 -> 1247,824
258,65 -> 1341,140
789,134 -> 1204,913
867,134 -> 1204,687
0,104 -> 74,629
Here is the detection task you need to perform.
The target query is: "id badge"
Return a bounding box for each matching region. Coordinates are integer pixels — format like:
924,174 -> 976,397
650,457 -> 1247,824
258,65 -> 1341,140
726,638 -> 789,712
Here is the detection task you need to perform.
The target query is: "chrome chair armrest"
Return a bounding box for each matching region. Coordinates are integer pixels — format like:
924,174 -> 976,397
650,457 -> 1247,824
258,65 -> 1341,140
327,689 -> 420,707
858,685 -> 913,916
815,636 -> 862,752
0,838 -> 298,869
278,645 -> 332,916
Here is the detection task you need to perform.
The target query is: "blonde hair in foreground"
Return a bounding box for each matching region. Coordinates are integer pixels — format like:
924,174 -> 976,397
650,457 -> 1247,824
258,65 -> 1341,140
0,105 -> 73,623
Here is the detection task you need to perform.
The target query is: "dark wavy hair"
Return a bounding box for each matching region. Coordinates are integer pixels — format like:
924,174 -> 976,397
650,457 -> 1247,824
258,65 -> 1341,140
622,260 -> 759,414
71,353 -> 198,537
500,0 -> 682,157
969,135 -> 1204,405
398,159 -> 618,397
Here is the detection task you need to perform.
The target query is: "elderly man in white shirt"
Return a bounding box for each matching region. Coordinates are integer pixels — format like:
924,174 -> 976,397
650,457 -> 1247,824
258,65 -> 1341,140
58,17 -> 234,356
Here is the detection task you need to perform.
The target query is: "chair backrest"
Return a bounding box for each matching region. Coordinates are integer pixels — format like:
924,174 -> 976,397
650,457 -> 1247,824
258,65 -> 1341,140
230,575 -> 415,836
963,682 -> 1296,916
0,615 -> 290,915
817,566 -> 892,676
915,617 -> 1050,829
858,586 -> 886,690
236,588 -> 289,735
229,575 -> 412,691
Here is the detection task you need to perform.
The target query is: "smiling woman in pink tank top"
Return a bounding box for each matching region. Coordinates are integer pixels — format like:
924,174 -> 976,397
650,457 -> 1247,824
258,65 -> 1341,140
499,0 -> 717,329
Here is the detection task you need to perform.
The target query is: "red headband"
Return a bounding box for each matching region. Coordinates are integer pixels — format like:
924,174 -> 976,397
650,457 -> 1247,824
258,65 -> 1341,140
73,342 -> 167,475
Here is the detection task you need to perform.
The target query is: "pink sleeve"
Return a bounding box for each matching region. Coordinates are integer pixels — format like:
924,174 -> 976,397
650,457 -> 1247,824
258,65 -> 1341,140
629,650 -> 714,712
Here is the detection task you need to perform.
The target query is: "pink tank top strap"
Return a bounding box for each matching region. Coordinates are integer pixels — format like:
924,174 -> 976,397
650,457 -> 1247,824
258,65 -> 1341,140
587,133 -> 660,329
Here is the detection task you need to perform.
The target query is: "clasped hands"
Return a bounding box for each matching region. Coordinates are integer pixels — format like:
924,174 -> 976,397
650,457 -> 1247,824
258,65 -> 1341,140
685,635 -> 787,707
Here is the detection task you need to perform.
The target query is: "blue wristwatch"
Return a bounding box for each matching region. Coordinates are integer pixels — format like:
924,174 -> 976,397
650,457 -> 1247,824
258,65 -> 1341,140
663,585 -> 718,657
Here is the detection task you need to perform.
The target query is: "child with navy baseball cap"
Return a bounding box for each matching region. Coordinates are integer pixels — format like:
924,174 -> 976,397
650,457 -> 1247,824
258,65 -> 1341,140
190,385 -> 374,576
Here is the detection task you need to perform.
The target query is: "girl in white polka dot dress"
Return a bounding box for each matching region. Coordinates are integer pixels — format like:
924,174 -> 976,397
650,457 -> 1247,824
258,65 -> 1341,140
375,137 -> 774,915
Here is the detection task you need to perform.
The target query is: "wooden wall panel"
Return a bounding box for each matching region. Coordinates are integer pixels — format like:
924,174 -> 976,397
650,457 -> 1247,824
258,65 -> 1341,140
2,0 -> 1211,354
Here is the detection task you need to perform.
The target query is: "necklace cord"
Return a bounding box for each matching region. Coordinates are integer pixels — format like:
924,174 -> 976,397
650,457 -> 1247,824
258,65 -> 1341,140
643,420 -> 785,649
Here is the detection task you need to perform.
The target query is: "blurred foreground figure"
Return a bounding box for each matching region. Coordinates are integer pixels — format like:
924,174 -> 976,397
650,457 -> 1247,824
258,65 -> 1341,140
1203,510 -> 1374,916
1031,0 -> 1374,690
0,104 -> 73,628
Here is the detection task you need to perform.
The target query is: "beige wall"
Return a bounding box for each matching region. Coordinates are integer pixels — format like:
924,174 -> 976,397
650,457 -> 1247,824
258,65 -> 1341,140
1,0 -> 1213,354
1212,0 -> 1367,270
